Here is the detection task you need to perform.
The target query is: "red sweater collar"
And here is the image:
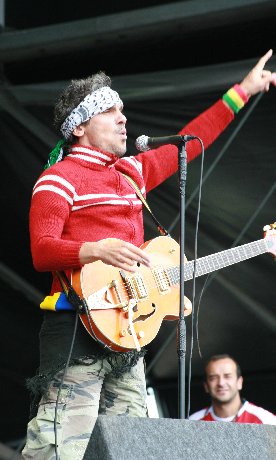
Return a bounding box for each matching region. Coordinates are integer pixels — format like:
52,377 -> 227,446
68,144 -> 119,167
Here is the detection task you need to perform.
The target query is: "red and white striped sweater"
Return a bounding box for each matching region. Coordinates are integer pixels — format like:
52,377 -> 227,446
29,99 -> 233,295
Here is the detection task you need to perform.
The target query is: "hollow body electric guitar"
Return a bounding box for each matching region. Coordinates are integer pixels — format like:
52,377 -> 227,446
71,223 -> 276,352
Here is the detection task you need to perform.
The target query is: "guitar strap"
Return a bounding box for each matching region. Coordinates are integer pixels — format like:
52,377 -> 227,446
122,173 -> 171,237
54,270 -> 84,314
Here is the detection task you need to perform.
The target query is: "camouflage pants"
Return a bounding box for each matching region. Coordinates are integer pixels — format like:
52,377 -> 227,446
22,356 -> 148,459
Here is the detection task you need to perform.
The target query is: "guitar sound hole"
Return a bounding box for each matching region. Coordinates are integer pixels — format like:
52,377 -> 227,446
133,304 -> 156,323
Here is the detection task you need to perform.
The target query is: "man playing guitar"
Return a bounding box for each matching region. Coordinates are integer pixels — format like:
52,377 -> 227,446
23,50 -> 276,459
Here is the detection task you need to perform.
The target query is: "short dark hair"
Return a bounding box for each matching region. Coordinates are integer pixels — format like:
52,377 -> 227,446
204,354 -> 242,380
53,71 -> 112,140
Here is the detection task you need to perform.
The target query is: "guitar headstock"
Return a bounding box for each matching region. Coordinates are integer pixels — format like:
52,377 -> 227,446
263,222 -> 276,256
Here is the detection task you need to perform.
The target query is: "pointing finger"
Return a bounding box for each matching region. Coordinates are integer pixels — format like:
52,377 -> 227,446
255,49 -> 273,71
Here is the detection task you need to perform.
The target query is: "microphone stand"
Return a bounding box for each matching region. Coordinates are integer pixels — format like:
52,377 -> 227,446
177,136 -> 188,419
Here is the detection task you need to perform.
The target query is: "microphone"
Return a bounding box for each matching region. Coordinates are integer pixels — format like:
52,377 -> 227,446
135,134 -> 196,152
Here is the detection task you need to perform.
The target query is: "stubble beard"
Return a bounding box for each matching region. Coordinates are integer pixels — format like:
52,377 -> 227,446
212,388 -> 239,405
111,142 -> 127,158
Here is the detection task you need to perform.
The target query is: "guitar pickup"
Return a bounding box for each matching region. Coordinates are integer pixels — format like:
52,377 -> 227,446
120,271 -> 148,300
129,273 -> 148,300
152,268 -> 170,293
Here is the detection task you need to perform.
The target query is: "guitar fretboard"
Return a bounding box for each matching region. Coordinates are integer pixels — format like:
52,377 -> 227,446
168,239 -> 268,284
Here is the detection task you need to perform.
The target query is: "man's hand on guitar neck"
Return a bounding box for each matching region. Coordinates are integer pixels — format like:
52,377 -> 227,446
79,238 -> 151,273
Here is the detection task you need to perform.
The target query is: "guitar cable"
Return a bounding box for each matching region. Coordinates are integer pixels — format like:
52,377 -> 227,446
53,270 -> 113,459
54,311 -> 78,460
52,272 -> 91,459
193,90 -> 267,361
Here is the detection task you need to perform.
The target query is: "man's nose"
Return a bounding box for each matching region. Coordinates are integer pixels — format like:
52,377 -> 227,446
119,112 -> 127,123
116,108 -> 127,123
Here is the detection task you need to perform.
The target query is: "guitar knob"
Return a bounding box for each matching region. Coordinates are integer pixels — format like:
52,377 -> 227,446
137,330 -> 145,339
119,330 -> 126,337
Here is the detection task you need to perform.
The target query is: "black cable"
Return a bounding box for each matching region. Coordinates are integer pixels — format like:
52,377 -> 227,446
54,311 -> 78,460
194,91 -> 271,360
53,269 -> 113,459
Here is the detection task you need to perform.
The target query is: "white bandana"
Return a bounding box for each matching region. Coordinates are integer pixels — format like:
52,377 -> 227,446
61,86 -> 123,140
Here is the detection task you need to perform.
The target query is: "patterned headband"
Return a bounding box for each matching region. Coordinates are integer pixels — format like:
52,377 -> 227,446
60,86 -> 123,139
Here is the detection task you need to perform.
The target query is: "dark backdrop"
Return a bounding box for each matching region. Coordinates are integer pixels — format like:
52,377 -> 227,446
0,0 -> 275,443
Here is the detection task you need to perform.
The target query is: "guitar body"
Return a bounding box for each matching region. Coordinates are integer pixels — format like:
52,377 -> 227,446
71,223 -> 276,352
72,236 -> 191,352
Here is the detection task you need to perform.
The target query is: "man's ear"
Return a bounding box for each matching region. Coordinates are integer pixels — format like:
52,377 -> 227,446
203,382 -> 209,394
237,376 -> 243,391
73,125 -> 85,138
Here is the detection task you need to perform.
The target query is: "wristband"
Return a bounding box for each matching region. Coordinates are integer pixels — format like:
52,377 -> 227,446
222,86 -> 246,113
233,84 -> 250,103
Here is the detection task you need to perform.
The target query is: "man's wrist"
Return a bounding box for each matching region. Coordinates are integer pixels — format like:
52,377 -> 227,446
222,84 -> 249,114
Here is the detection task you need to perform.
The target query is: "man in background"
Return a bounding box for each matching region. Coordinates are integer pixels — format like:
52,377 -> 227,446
189,354 -> 276,424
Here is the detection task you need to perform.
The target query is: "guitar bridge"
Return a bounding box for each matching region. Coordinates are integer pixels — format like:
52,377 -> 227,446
108,279 -> 123,305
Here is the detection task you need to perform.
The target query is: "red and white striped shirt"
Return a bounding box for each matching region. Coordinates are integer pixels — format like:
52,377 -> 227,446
189,401 -> 276,424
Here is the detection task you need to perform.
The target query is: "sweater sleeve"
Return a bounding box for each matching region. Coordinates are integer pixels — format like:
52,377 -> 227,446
29,172 -> 83,272
136,99 -> 234,192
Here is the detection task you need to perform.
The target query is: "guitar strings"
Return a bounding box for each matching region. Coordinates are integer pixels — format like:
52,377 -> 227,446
107,238 -> 265,307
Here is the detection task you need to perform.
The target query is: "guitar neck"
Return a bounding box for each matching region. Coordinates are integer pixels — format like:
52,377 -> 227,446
169,238 -> 268,283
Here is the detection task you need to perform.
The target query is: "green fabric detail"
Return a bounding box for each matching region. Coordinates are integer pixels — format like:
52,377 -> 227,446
44,139 -> 66,170
222,92 -> 240,114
